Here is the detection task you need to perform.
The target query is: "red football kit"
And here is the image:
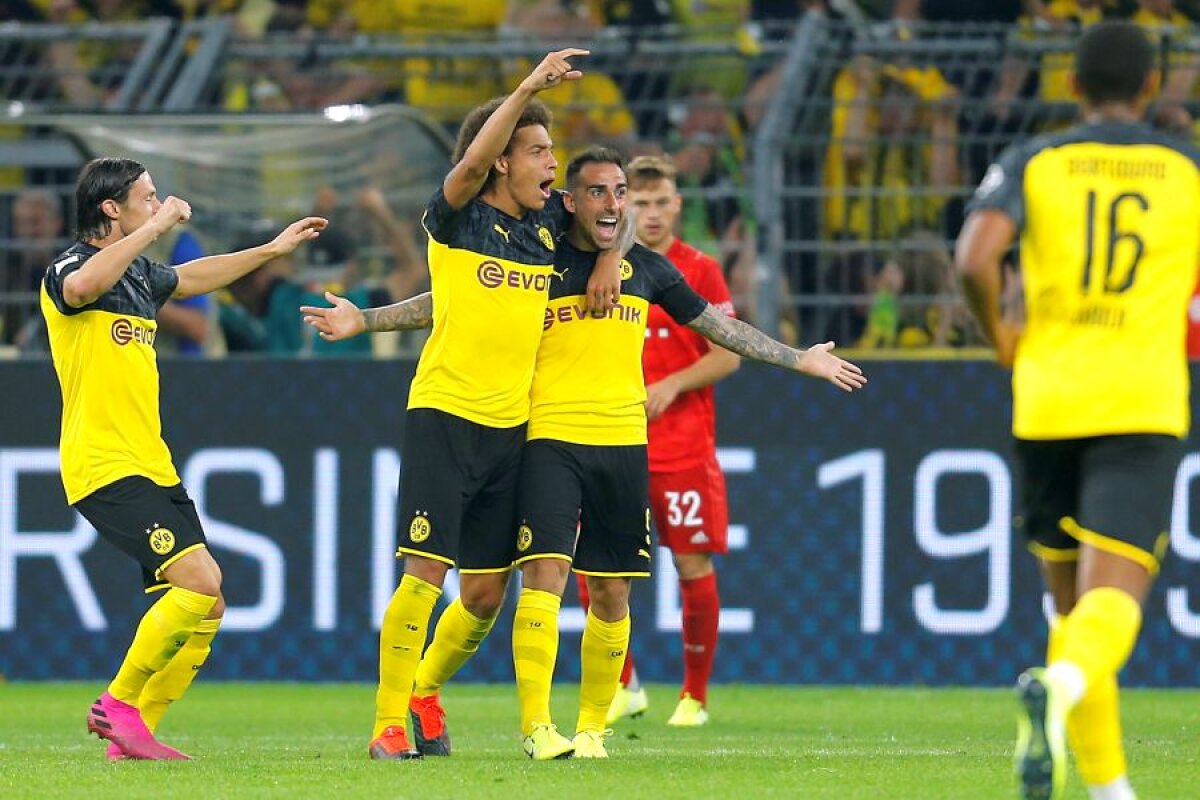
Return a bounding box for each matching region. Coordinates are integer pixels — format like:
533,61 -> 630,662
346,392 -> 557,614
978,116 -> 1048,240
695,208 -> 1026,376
643,238 -> 735,555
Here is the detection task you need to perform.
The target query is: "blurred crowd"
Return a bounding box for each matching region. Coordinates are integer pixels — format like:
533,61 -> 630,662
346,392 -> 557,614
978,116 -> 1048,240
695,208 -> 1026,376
2,0 -> 1199,356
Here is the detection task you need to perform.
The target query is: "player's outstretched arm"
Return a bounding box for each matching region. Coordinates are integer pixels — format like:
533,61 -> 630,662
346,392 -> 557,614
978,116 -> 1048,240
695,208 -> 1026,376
173,217 -> 327,298
443,48 -> 589,209
955,208 -> 1020,368
686,305 -> 866,392
62,196 -> 191,308
301,291 -> 434,340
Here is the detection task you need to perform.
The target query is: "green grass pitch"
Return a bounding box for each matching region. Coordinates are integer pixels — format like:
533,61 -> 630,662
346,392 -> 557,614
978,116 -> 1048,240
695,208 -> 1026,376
1,683 -> 1196,799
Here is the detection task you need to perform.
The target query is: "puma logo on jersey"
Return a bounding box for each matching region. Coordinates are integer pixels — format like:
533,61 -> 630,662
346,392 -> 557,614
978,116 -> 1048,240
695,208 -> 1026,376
551,266 -> 569,280
493,224 -> 511,243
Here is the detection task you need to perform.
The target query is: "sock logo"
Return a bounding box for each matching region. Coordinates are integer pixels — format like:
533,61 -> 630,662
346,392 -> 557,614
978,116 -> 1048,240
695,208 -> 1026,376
409,513 -> 432,543
610,649 -> 625,658
147,526 -> 175,555
517,524 -> 534,552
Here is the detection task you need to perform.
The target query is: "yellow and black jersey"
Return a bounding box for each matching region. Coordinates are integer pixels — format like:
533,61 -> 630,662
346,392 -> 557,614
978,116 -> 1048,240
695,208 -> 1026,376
413,187 -> 569,428
529,240 -> 708,446
41,242 -> 181,504
969,121 -> 1200,440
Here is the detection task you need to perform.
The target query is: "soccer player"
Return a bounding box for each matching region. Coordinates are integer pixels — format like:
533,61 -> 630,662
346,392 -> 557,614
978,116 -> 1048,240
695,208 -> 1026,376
307,148 -> 865,760
587,154 -> 741,727
956,22 -> 1200,800
42,157 -> 325,760
303,49 -> 623,761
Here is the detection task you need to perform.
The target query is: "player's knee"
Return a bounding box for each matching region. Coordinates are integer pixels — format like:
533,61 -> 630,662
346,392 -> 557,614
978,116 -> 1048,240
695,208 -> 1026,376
208,593 -> 226,619
193,559 -> 222,597
673,553 -> 714,580
404,555 -> 450,588
460,573 -> 508,619
461,587 -> 504,619
586,578 -> 630,621
164,549 -> 222,597
183,572 -> 221,599
521,558 -> 570,595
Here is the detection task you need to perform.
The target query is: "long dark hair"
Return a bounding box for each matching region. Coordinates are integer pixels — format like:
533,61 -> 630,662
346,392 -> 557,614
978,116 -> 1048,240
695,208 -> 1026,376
75,157 -> 146,241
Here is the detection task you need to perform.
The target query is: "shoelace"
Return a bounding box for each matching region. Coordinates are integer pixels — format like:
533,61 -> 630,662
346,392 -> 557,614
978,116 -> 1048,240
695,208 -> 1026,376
580,728 -> 613,743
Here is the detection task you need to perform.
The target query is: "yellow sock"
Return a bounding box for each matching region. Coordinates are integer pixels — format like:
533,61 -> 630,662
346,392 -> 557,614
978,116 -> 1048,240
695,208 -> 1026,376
374,574 -> 441,738
139,616 -> 222,731
1046,614 -> 1064,664
1057,587 -> 1142,687
414,598 -> 496,697
577,609 -> 630,734
1070,671 -> 1127,786
1053,588 -> 1139,787
108,587 -> 217,705
512,588 -> 561,736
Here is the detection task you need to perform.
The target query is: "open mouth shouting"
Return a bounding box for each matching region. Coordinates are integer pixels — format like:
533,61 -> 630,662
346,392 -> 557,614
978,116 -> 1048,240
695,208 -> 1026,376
595,214 -> 619,241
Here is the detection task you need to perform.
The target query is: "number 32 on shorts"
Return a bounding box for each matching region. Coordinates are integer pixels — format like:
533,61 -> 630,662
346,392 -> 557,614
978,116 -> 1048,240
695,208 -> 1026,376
665,490 -> 704,527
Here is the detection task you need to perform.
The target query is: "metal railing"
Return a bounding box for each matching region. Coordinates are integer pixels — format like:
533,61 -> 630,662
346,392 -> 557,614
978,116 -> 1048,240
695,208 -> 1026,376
2,16 -> 1198,357
0,19 -> 174,112
762,16 -> 1199,347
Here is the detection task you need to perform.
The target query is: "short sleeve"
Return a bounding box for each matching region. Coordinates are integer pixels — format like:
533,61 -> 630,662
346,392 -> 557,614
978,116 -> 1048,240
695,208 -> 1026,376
145,259 -> 180,310
966,143 -> 1031,232
421,186 -> 467,244
42,250 -> 88,316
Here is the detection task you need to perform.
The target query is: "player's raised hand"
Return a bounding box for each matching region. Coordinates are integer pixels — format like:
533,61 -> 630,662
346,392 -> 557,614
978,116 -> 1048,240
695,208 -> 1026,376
520,48 -> 589,93
797,342 -> 867,392
150,196 -> 191,235
301,291 -> 366,341
271,216 -> 327,255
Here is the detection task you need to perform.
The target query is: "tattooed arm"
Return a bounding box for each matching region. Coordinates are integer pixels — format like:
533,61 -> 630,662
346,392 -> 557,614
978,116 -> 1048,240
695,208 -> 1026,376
686,304 -> 866,392
364,292 -> 434,332
300,291 -> 433,341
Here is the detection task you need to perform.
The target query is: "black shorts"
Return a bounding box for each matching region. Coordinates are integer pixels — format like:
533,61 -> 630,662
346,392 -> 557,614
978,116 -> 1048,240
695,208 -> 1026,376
74,475 -> 208,593
516,439 -> 652,578
396,407 -> 526,572
1014,434 -> 1184,572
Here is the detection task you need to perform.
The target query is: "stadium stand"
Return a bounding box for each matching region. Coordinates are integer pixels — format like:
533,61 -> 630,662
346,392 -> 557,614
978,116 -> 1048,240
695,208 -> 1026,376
1,1 -> 1197,356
